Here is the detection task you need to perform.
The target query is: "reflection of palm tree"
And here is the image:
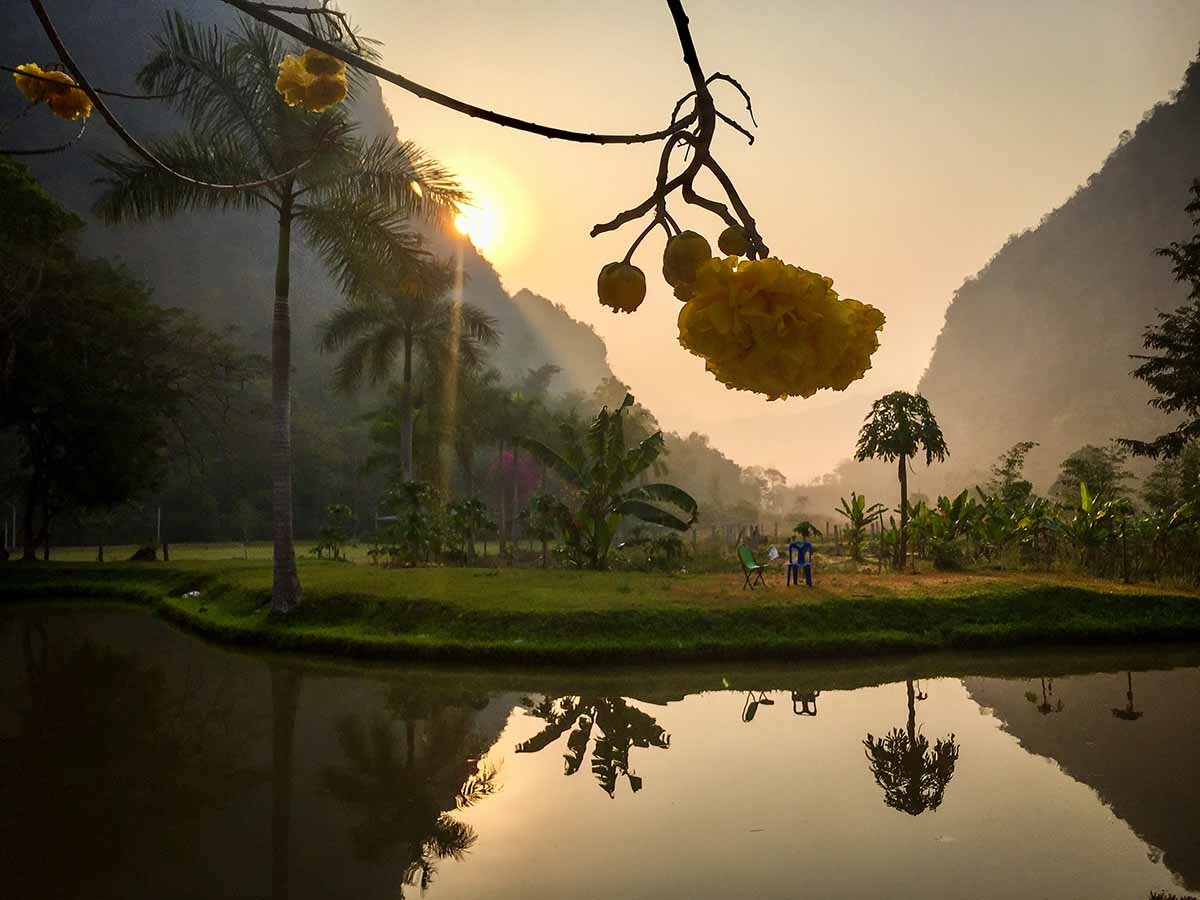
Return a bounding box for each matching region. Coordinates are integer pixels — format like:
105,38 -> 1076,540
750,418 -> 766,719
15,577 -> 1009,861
322,709 -> 497,896
517,696 -> 670,797
863,679 -> 960,816
270,664 -> 302,900
1024,677 -> 1064,715
1111,671 -> 1144,721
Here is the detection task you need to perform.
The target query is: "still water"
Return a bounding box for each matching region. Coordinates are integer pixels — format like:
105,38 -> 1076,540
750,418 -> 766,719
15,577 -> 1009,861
1,607 -> 1197,900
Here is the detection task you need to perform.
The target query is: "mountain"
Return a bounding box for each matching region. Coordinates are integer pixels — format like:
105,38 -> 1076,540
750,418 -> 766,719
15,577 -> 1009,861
1,1 -> 617,395
916,52 -> 1200,488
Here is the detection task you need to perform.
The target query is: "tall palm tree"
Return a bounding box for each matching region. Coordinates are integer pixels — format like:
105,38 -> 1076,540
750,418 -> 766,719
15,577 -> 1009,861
855,391 -> 949,570
94,13 -> 463,612
319,257 -> 499,482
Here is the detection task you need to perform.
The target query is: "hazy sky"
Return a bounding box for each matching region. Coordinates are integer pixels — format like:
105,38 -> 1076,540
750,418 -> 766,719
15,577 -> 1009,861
351,0 -> 1200,481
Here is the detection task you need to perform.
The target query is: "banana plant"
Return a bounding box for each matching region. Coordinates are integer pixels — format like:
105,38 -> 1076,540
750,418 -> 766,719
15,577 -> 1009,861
836,492 -> 887,562
515,394 -> 697,570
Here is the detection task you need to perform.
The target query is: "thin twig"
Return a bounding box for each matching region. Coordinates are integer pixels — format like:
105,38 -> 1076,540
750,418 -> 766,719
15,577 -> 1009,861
0,117 -> 86,156
0,63 -> 179,100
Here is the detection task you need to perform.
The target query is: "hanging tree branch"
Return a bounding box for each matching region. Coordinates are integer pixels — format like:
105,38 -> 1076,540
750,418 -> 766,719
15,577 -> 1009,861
21,0 -> 321,190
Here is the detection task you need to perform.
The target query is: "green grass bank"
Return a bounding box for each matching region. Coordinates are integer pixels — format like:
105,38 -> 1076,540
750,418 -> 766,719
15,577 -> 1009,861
2,560 -> 1199,663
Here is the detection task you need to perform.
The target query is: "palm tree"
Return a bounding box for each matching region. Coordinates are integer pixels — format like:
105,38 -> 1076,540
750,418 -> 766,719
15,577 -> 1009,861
863,679 -> 960,816
94,13 -> 463,612
320,257 -> 499,483
515,394 -> 698,570
855,391 -> 949,570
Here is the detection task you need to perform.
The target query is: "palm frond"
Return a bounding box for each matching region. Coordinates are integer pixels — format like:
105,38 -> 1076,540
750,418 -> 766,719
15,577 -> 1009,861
93,134 -> 268,222
298,199 -> 427,298
307,135 -> 466,222
623,483 -> 698,521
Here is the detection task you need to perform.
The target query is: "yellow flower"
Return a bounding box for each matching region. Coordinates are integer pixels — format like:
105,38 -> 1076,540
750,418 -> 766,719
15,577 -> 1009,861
12,63 -> 92,120
300,48 -> 344,78
676,256 -> 885,400
275,52 -> 348,112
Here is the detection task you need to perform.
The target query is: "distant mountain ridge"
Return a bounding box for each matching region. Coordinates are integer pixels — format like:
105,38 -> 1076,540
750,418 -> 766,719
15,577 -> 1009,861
1,1 -> 617,396
917,52 -> 1200,487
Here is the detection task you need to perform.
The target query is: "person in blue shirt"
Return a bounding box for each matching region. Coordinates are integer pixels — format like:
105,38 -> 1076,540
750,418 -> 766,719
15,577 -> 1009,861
787,539 -> 813,587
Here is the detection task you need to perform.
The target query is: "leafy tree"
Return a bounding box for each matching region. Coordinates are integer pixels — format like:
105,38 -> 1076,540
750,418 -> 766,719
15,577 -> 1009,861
1050,444 -> 1130,504
321,258 -> 499,482
0,157 -> 82,384
0,250 -> 254,560
515,394 -> 697,570
376,481 -> 443,565
835,492 -> 886,562
1122,180 -> 1200,459
792,520 -> 823,540
863,679 -> 960,816
987,440 -> 1038,506
855,391 -> 949,568
95,13 -> 462,611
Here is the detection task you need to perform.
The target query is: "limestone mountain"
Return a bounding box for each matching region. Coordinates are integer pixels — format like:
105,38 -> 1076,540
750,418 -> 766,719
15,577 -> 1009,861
917,51 -> 1200,488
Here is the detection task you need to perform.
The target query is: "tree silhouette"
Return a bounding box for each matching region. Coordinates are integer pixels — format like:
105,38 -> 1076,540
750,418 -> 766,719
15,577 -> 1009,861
517,695 -> 671,797
855,392 -> 948,569
863,679 -> 959,816
1111,671 -> 1145,721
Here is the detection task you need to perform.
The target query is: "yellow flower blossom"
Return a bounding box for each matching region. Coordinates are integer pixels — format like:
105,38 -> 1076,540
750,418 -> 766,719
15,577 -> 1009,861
677,256 -> 885,400
12,63 -> 92,120
275,51 -> 348,112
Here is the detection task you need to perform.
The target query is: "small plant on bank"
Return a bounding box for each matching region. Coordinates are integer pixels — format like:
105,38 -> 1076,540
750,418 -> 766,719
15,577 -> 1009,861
446,498 -> 494,565
836,492 -> 886,562
311,504 -> 355,561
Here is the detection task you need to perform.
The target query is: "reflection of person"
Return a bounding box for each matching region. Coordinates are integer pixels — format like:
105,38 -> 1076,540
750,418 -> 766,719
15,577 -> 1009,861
787,540 -> 813,587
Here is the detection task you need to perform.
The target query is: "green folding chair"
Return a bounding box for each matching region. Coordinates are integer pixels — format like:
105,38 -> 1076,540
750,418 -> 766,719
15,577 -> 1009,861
738,544 -> 767,590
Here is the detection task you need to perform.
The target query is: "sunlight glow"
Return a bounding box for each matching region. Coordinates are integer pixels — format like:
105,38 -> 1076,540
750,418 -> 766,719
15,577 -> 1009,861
454,204 -> 500,253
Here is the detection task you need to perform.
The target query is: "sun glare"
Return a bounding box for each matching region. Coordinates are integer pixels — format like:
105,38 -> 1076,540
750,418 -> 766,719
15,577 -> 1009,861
454,204 -> 500,253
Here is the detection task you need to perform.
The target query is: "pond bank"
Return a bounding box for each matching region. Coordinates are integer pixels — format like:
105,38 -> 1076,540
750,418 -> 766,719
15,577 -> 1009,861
2,561 -> 1199,663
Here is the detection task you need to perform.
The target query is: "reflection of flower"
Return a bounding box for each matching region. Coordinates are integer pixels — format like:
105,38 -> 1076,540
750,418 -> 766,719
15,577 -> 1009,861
275,50 -> 348,112
12,63 -> 93,120
677,256 -> 885,400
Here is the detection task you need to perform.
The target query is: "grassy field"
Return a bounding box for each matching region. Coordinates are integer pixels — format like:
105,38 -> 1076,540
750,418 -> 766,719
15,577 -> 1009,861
2,558 -> 1199,662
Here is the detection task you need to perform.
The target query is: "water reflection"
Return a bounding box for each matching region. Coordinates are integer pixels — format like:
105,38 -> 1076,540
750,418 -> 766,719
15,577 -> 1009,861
321,704 -> 499,894
516,695 -> 670,796
2,608 -> 1197,900
1112,672 -> 1144,721
863,678 -> 960,816
1025,676 -> 1065,715
0,613 -> 255,898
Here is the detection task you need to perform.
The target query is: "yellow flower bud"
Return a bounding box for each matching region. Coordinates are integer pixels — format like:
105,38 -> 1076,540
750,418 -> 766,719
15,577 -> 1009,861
717,225 -> 750,257
662,230 -> 712,288
597,262 -> 647,314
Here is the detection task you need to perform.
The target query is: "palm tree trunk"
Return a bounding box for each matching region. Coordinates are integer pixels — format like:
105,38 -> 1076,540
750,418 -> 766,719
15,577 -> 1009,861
511,445 -> 520,550
906,678 -> 916,742
898,456 -> 909,571
271,202 -> 302,613
400,329 -> 415,482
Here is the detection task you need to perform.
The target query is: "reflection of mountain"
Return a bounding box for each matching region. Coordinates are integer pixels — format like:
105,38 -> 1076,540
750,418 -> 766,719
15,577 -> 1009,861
964,669 -> 1200,892
0,2 -> 617,394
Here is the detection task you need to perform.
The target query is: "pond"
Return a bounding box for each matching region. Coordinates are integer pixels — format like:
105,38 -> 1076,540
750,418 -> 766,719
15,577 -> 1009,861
1,607 -> 1197,900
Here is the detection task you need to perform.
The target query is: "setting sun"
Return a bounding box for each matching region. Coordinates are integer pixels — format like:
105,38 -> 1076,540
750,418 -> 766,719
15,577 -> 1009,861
453,203 -> 500,254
